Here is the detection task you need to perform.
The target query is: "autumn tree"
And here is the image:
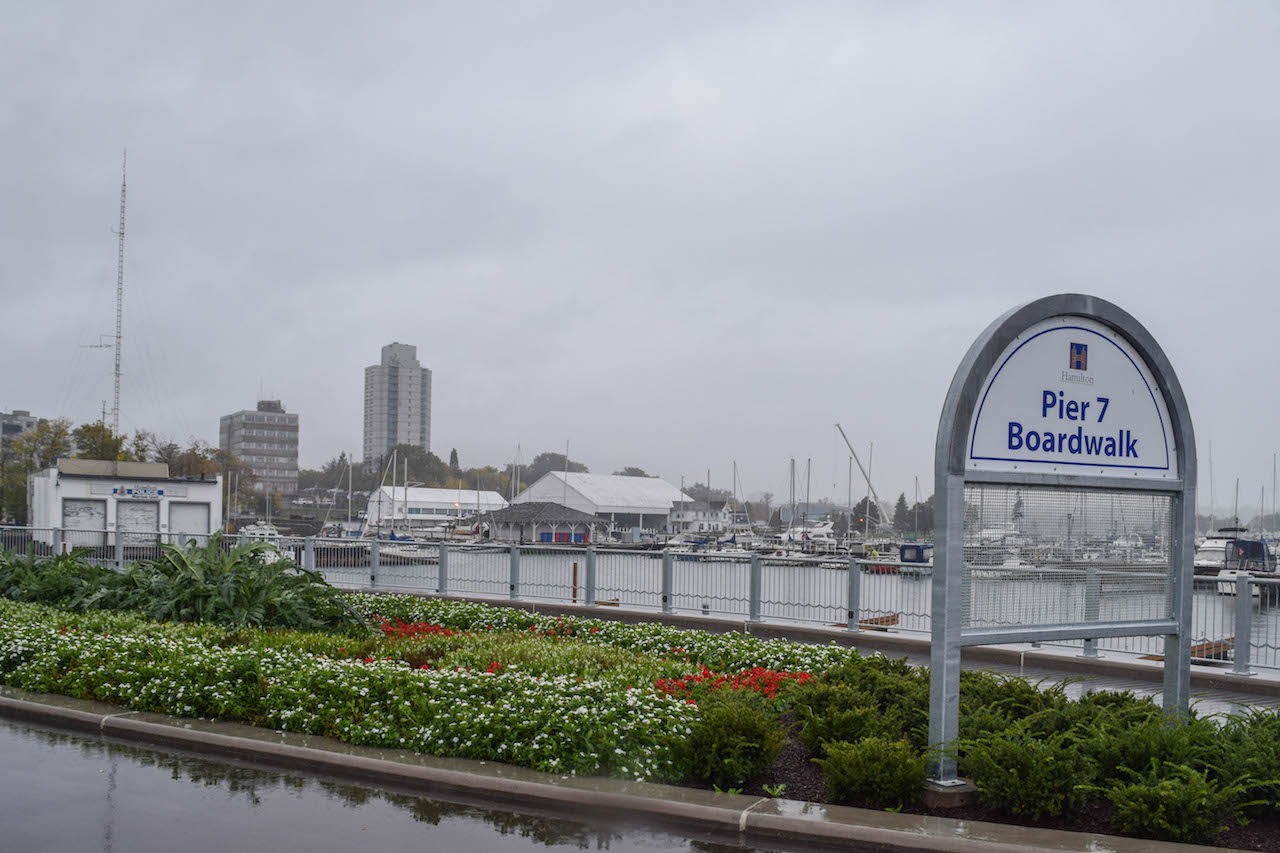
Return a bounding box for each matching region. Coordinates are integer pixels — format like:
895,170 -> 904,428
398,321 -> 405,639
9,418 -> 72,470
72,422 -> 129,461
1,418 -> 72,522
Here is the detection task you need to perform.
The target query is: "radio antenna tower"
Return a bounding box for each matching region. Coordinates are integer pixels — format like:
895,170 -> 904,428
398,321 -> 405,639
80,151 -> 128,433
110,150 -> 126,434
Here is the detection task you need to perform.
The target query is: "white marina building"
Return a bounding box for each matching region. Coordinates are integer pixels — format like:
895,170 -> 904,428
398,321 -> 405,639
28,459 -> 223,546
363,485 -> 508,530
513,472 -> 693,533
669,499 -> 744,534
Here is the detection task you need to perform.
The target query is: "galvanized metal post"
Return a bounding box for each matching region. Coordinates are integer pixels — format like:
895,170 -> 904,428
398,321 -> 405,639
303,536 -> 315,572
52,528 -> 63,557
1233,574 -> 1254,676
370,538 -> 380,588
1162,490 -> 1195,715
1081,565 -> 1101,657
661,549 -> 673,613
928,472 -> 965,784
437,543 -> 449,594
846,555 -> 861,631
585,547 -> 597,606
509,545 -> 521,600
748,553 -> 762,622
115,528 -> 124,572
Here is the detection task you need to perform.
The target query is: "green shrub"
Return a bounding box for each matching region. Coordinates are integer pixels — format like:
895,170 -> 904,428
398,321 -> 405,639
792,680 -> 901,754
1106,763 -> 1261,844
958,703 -> 1014,741
817,736 -> 927,809
111,535 -> 366,632
677,691 -> 786,790
959,671 -> 1069,717
0,537 -> 367,634
0,549 -> 119,606
817,655 -> 930,748
959,725 -> 1096,818
1215,709 -> 1280,813
1075,688 -> 1162,723
1087,714 -> 1217,784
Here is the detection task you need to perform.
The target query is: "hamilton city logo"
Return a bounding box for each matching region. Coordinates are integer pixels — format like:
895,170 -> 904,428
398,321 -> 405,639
1069,342 -> 1087,372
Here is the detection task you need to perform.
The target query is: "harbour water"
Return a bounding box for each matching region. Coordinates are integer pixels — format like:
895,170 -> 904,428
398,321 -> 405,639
327,547 -> 1280,668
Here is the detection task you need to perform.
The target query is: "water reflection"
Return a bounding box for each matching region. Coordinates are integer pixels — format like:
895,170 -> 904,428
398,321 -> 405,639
1,720 -> 765,853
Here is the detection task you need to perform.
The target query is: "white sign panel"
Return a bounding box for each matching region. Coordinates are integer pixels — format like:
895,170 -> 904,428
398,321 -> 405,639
967,316 -> 1177,478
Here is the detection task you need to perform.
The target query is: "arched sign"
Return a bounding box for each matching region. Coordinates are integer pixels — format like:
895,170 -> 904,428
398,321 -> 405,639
928,294 -> 1196,786
967,316 -> 1177,479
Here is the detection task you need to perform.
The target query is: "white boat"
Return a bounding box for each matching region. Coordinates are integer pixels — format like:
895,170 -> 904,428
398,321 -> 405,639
780,520 -> 839,550
1196,526 -> 1275,594
236,521 -> 293,563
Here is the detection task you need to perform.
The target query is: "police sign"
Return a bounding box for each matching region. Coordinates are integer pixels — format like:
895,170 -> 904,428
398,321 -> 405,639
966,316 -> 1177,478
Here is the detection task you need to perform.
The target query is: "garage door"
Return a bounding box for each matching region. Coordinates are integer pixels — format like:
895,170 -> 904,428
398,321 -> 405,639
118,501 -> 159,547
62,499 -> 106,547
169,502 -> 210,545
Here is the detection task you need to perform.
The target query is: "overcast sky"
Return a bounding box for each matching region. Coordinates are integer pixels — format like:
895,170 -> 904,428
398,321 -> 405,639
4,3 -> 1279,516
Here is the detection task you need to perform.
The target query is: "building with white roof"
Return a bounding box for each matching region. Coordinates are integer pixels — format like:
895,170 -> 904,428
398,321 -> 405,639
363,485 -> 507,530
513,472 -> 693,532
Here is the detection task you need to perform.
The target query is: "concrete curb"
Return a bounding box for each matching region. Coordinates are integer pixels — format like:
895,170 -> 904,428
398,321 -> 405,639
0,687 -> 1239,853
371,590 -> 1280,698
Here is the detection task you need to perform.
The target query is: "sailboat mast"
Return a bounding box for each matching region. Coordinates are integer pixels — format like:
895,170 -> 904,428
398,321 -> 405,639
864,444 -> 873,539
787,458 -> 795,537
847,456 -> 853,546
1209,440 -> 1216,531
804,458 -> 811,527
914,475 -> 919,537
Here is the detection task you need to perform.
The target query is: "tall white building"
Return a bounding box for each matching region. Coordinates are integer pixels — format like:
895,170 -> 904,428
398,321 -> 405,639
363,342 -> 432,466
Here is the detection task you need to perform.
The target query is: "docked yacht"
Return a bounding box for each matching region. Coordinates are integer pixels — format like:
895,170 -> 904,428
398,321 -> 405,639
236,521 -> 293,563
1195,527 -> 1271,575
1195,526 -> 1276,595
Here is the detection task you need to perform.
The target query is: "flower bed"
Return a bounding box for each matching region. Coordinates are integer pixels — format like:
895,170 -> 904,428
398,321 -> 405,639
2,587 -> 1280,847
0,600 -> 693,779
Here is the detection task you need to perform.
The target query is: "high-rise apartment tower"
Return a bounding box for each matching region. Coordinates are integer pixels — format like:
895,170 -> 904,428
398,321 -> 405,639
363,342 -> 432,466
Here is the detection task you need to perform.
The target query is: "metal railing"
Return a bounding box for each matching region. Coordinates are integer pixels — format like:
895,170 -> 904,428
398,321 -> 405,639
4,525 -> 1280,674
